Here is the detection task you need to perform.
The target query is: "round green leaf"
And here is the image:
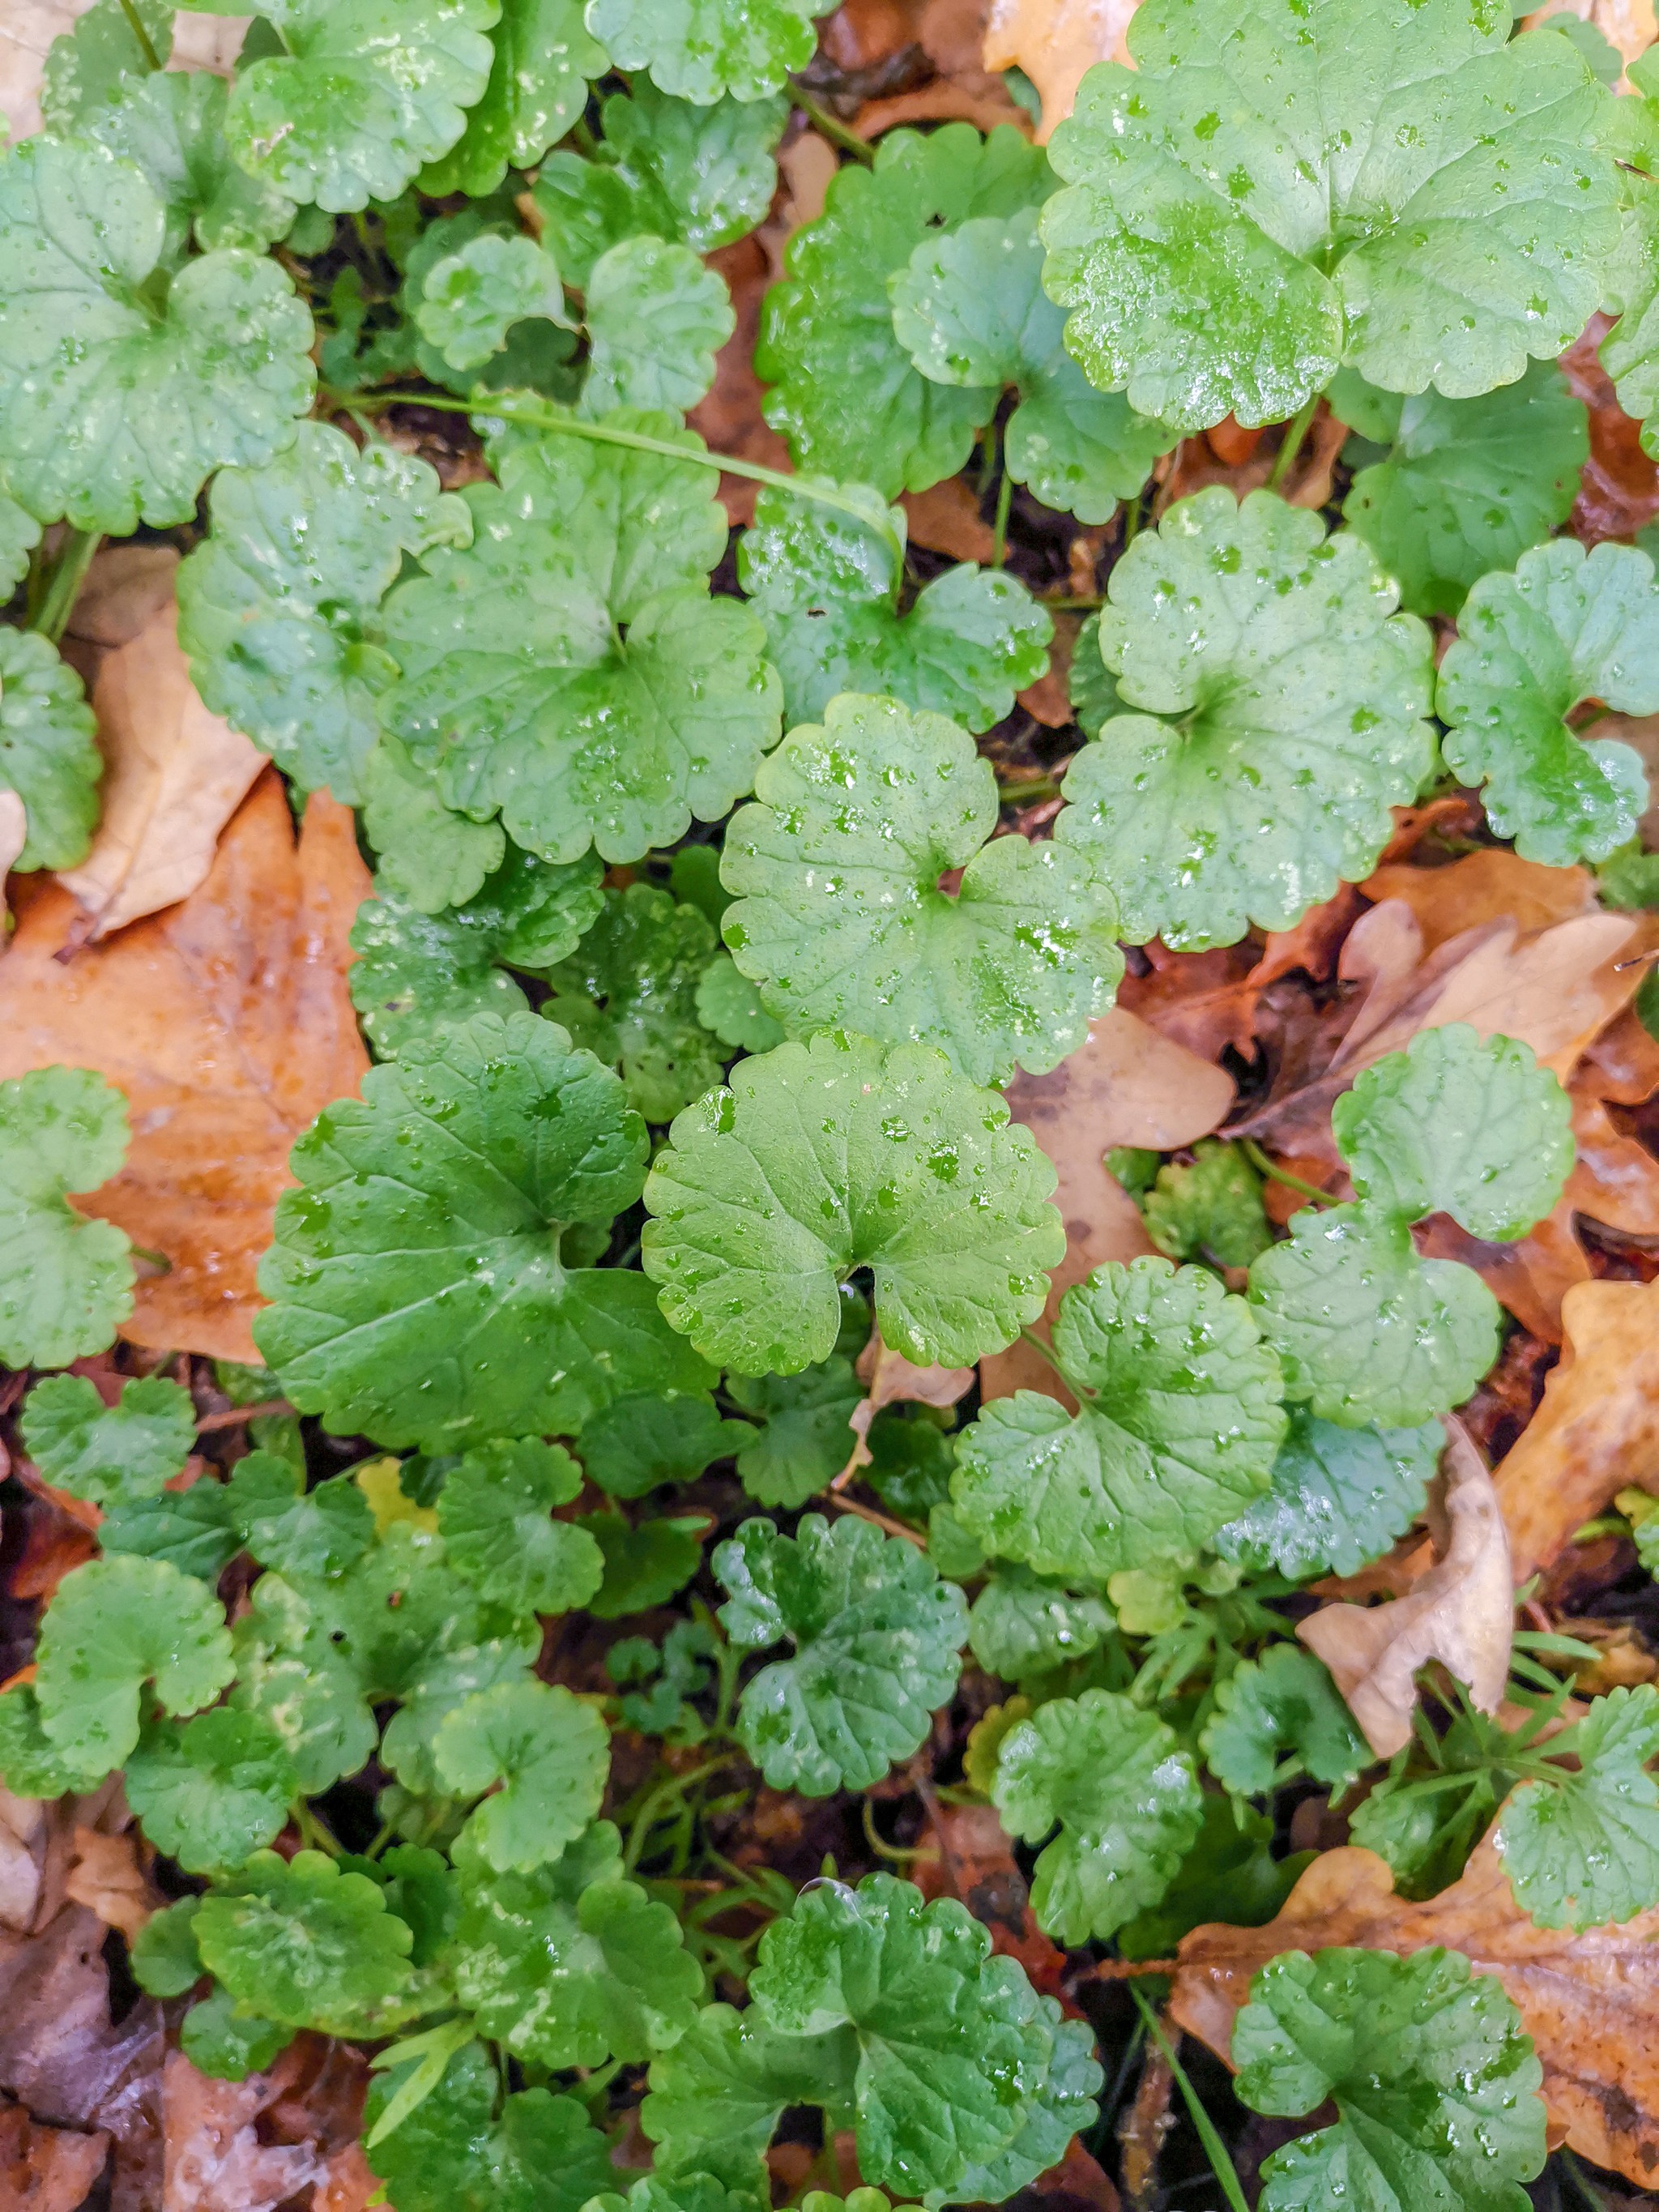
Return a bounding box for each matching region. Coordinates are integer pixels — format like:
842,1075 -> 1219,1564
714,1513 -> 967,1796
579,1513 -> 708,1619
88,70 -> 296,259
1041,0 -> 1621,432
736,488 -> 1053,732
181,1987 -> 294,2082
229,1572 -> 379,1796
642,1030 -> 1064,1376
892,207 -> 1172,523
723,1358 -> 864,1510
125,1707 -> 298,1874
577,1391 -> 748,1499
420,0 -> 608,199
1199,1645 -> 1367,1797
360,733 -> 508,916
583,0 -> 817,103
434,1678 -> 610,1873
0,138 -> 313,533
1250,1202 -> 1502,1426
224,1454 -> 377,1579
951,1257 -> 1286,1580
416,233 -> 571,376
1437,538 -> 1659,865
35,1553 -> 235,1774
178,421 -> 471,805
1213,1408 -> 1443,1580
719,696 -> 1119,1087
0,629 -> 100,873
256,1010 -> 712,1450
366,2039 -> 616,2212
349,848 -> 603,1056
1142,1138 -> 1272,1269
966,1565 -> 1115,1685
21,1373 -> 194,1510
41,0 -> 173,133
219,0 -> 498,211
452,1818 -> 703,2065
991,1688 -> 1202,1945
0,1682 -> 109,1800
542,882 -> 724,1123
383,415 -> 781,865
757,123 -> 1050,497
695,953 -> 783,1055
195,1847 -> 415,2031
1054,487 -> 1435,950
1333,363 -> 1587,619
437,1439 -> 605,1615
1495,1685 -> 1659,1930
581,236 -> 734,416
0,1066 -> 134,1371
1333,1025 -> 1574,1242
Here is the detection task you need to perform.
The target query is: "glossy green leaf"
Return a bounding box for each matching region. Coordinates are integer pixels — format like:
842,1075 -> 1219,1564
0,137 -> 313,533
0,1066 -> 132,1372
360,732 -> 507,915
757,124 -> 1050,497
578,1392 -> 750,1499
211,0 -> 499,211
224,1454 -> 377,1579
35,1554 -> 235,1774
421,0 -> 608,199
434,1678 -> 610,1872
87,70 -> 297,260
20,1373 -> 194,1510
452,1817 -> 702,2064
180,1987 -> 294,2082
1333,363 -> 1587,619
966,1565 -> 1115,1684
1041,0 -> 1620,432
579,1513 -> 709,1618
723,1358 -> 864,1509
1232,1946 -> 1546,2211
0,1682 -> 109,1800
1142,1139 -> 1273,1269
951,1257 -> 1286,1580
437,1439 -> 605,1614
1054,488 -> 1435,949
228,1571 -> 379,1795
581,237 -> 734,416
102,1481 -> 242,1586
383,415 -> 781,865
130,1897 -> 205,1998
348,849 -> 603,1056
990,1689 -> 1202,1944
1437,539 -> 1659,865
642,1030 -> 1064,1375
1200,1645 -> 1367,1796
695,952 -> 784,1055
642,2002 -> 841,2197
195,1847 -> 414,2032
739,493 -> 1053,731
892,207 -> 1172,522
257,1011 -> 711,1450
1213,1409 -> 1442,1580
366,2039 -> 616,2212
1495,1685 -> 1659,1929
715,1513 -> 967,1796
416,233 -> 572,375
583,0 -> 817,104
177,421 -> 471,805
542,882 -> 724,1122
0,630 -> 98,872
40,0 -> 173,131
125,1707 -> 298,1874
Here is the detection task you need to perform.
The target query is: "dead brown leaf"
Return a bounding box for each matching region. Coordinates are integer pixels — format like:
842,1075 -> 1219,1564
64,547 -> 180,656
314,2145 -> 379,2212
913,1798 -> 1072,2002
62,1828 -> 154,1944
1299,1420 -> 1514,1757
855,78 -> 1029,132
1171,1830 -> 1659,2187
901,476 -> 996,562
162,2052 -> 322,2212
981,0 -> 1138,138
1118,942 -> 1262,1064
0,2098 -> 108,2212
1560,316 -> 1659,544
58,602 -> 266,940
1493,1275 -> 1659,1581
982,1009 -> 1232,1402
1363,849 -> 1599,949
0,772 -> 370,1361
842,1328 -> 974,1477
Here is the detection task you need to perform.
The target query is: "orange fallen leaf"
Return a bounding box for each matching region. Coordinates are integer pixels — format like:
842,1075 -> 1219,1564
58,602 -> 266,940
1299,1420 -> 1513,1757
1171,1829 -> 1659,2187
1560,314 -> 1659,544
982,1009 -> 1231,1402
0,2099 -> 109,2212
0,771 -> 369,1362
163,2052 -> 325,2212
691,233 -> 795,527
1493,1275 -> 1659,1582
63,1826 -> 155,1943
982,0 -> 1139,139
913,1797 -> 1072,2003
1363,849 -> 1599,950
842,1327 -> 974,1478
902,477 -> 996,563
855,79 -> 1030,135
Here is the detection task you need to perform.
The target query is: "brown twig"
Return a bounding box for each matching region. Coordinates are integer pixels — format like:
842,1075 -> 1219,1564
194,1399 -> 294,1433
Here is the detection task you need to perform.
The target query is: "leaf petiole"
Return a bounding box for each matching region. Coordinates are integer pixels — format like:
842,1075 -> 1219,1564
116,0 -> 164,70
1266,393 -> 1320,489
30,527 -> 101,647
1239,1138 -> 1336,1207
784,77 -> 876,165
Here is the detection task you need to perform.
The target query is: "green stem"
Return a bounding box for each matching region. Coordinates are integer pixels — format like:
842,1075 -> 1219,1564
117,0 -> 164,70
784,77 -> 876,164
863,1797 -> 925,1863
322,390 -> 907,569
622,1752 -> 743,1875
1241,1138 -> 1336,1206
1017,1325 -> 1070,1383
991,461 -> 1014,569
1266,394 -> 1320,490
292,1800 -> 344,1859
1129,1988 -> 1251,2212
129,1241 -> 173,1274
997,775 -> 1060,805
1559,2149 -> 1611,2211
31,528 -> 100,647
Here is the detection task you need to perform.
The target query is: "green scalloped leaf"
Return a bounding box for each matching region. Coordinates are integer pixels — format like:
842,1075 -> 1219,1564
542,882 -> 724,1122
21,1373 -> 194,1510
434,1677 -> 610,1873
416,233 -> 572,376
420,0 -> 608,199
581,237 -> 734,416
35,1553 -> 235,1774
0,1066 -> 134,1371
84,70 -> 296,262
582,0 -> 817,104
1213,1409 -> 1442,1580
195,1847 -> 414,2032
437,1439 -> 605,1615
125,1707 -> 298,1875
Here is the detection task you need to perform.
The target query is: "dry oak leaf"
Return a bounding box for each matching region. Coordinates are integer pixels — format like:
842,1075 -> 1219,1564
63,1826 -> 156,1945
0,771 -> 369,1363
58,602 -> 266,941
1494,1275 -> 1659,1582
1363,848 -> 1599,951
1299,1420 -> 1514,1757
1171,1829 -> 1659,2188
981,1007 -> 1231,1403
982,0 -> 1139,139
162,2052 -> 323,2212
841,1326 -> 973,1478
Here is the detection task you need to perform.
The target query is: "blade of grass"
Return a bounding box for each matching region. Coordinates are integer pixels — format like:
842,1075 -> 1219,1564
1130,1984 -> 1251,2212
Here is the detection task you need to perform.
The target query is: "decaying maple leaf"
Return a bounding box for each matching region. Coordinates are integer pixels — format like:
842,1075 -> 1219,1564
982,0 -> 1139,139
58,601 -> 266,941
1494,1275 -> 1659,1582
982,1008 -> 1231,1402
1171,1830 -> 1659,2187
0,771 -> 369,1362
1299,1420 -> 1514,1757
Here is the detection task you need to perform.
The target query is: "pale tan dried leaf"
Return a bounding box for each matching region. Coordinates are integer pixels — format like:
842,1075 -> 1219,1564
1417,1197 -> 1592,1347
0,2099 -> 109,2212
1521,0 -> 1656,75
776,131 -> 837,238
842,1328 -> 974,1477
1299,1420 -> 1514,1757
1495,1275 -> 1659,1582
982,0 -> 1139,139
58,604 -> 266,939
163,2053 -> 322,2212
856,79 -> 1030,134
1171,1830 -> 1659,2187
63,1827 -> 154,1943
981,1009 -> 1230,1403
1567,1090 -> 1659,1236
0,773 -> 371,1361
0,1789 -> 45,1936
1363,849 -> 1599,950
